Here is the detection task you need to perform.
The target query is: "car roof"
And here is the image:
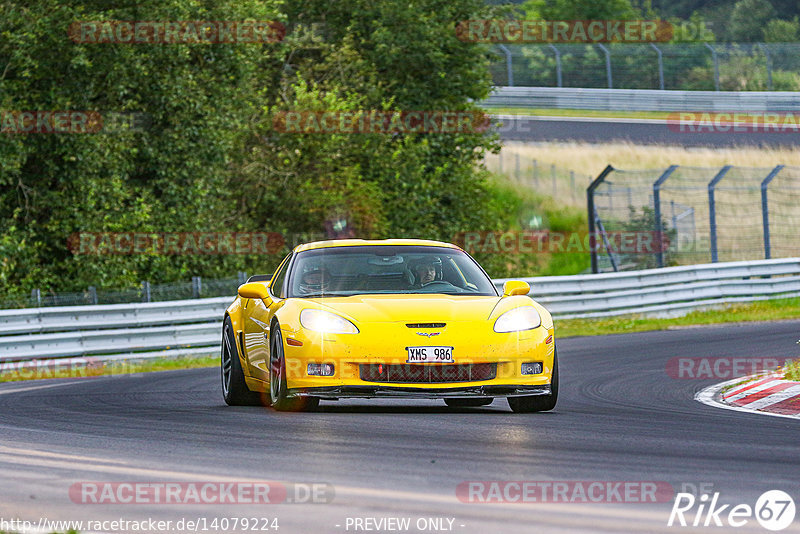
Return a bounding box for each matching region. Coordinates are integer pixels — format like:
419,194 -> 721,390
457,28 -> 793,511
292,239 -> 462,253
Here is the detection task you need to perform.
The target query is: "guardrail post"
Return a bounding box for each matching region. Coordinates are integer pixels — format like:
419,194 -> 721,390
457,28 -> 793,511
653,165 -> 679,268
650,44 -> 665,90
31,289 -> 41,307
597,44 -> 612,88
705,43 -> 720,91
708,165 -> 732,263
142,281 -> 151,303
761,165 -> 784,259
587,165 -> 615,273
497,44 -> 514,87
548,44 -> 562,87
192,277 -> 202,298
88,286 -> 98,305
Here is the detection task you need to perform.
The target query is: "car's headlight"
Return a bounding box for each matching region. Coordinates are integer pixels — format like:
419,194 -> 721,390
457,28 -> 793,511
493,306 -> 541,333
300,309 -> 359,334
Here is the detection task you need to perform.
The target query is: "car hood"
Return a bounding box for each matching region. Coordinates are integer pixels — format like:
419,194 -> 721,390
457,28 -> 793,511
303,294 -> 507,324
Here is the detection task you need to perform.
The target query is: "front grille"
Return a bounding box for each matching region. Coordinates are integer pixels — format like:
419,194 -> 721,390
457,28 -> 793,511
406,323 -> 446,328
360,363 -> 496,383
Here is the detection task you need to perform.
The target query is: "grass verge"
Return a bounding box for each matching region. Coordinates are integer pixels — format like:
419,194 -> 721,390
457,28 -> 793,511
487,107 -> 671,120
0,355 -> 217,383
555,297 -> 800,338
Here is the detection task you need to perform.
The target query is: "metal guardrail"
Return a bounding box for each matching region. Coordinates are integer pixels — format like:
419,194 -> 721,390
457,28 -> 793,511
1,258 -> 798,362
484,87 -> 800,112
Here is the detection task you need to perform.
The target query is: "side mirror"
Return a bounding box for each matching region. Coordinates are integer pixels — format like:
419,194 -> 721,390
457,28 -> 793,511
502,280 -> 531,297
237,282 -> 271,300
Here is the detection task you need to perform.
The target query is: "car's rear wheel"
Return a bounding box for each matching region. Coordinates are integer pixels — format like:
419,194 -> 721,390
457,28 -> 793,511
269,326 -> 319,412
507,348 -> 559,413
444,398 -> 494,407
221,316 -> 267,406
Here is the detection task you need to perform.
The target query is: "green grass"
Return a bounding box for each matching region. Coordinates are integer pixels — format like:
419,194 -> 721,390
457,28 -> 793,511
783,357 -> 800,381
0,355 -> 217,383
486,107 -> 671,120
555,297 -> 800,338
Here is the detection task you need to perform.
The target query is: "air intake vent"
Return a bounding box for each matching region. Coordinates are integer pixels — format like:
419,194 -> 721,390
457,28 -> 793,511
406,323 -> 446,328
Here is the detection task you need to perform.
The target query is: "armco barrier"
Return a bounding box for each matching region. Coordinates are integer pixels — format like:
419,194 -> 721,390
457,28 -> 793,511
484,87 -> 800,113
1,258 -> 799,362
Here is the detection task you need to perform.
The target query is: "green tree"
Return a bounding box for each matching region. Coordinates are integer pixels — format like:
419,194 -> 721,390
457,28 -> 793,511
730,0 -> 776,41
523,0 -> 639,20
763,17 -> 800,41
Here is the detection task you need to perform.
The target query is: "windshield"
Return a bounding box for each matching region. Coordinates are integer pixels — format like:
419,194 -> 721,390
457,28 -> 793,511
288,245 -> 497,298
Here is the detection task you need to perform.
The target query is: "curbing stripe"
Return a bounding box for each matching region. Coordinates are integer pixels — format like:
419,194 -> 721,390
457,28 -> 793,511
696,374 -> 800,420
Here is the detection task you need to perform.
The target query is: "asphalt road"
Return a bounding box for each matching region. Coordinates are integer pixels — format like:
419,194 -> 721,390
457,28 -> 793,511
1,320 -> 799,533
494,115 -> 800,147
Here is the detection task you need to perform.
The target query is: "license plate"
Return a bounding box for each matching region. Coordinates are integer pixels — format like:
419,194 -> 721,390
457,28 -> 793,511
406,346 -> 454,363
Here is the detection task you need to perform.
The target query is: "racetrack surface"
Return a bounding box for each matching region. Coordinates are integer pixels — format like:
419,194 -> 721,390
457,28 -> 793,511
494,115 -> 800,147
1,320 -> 799,533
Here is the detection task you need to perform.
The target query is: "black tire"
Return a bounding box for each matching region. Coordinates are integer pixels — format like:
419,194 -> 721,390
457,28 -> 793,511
507,348 -> 559,413
221,316 -> 267,406
269,326 -> 319,412
444,398 -> 494,407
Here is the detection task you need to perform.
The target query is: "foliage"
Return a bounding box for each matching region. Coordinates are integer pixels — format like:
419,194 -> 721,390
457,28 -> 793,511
729,0 -> 776,42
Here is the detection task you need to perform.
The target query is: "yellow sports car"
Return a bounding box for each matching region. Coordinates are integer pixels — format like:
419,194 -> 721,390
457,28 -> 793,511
221,239 -> 557,412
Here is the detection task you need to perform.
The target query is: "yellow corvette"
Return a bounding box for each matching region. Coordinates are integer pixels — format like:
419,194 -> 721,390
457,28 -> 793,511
221,239 -> 557,412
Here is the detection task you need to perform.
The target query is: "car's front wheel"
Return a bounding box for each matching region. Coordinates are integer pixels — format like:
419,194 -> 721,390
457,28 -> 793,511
507,348 -> 559,413
269,326 -> 319,412
444,398 -> 494,407
221,316 -> 267,406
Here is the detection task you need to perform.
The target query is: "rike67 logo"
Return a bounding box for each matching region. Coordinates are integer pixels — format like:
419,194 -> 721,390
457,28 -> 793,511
668,490 -> 795,531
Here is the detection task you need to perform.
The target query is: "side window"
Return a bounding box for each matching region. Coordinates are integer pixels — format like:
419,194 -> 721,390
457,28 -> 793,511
270,254 -> 292,299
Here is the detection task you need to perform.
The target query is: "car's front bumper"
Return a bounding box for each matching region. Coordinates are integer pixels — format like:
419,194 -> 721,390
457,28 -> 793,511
287,384 -> 552,400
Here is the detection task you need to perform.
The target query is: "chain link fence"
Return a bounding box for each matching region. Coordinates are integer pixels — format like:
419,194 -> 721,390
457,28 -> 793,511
490,43 -> 800,91
589,165 -> 800,272
0,273 -> 257,310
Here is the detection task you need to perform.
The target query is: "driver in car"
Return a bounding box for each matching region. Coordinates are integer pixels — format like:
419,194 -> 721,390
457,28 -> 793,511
297,266 -> 331,295
411,259 -> 440,287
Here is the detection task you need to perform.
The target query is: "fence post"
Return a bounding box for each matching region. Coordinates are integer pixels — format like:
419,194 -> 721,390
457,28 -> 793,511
757,43 -> 773,91
192,276 -> 202,298
597,44 -> 612,88
548,44 -> 562,87
142,281 -> 151,303
551,164 -> 557,197
88,286 -> 98,305
761,165 -> 785,259
587,165 -> 615,274
653,165 -> 679,268
498,44 -> 514,87
515,153 -> 520,182
650,43 -> 664,90
31,288 -> 41,307
533,159 -> 538,185
707,165 -> 732,263
705,43 -> 720,91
